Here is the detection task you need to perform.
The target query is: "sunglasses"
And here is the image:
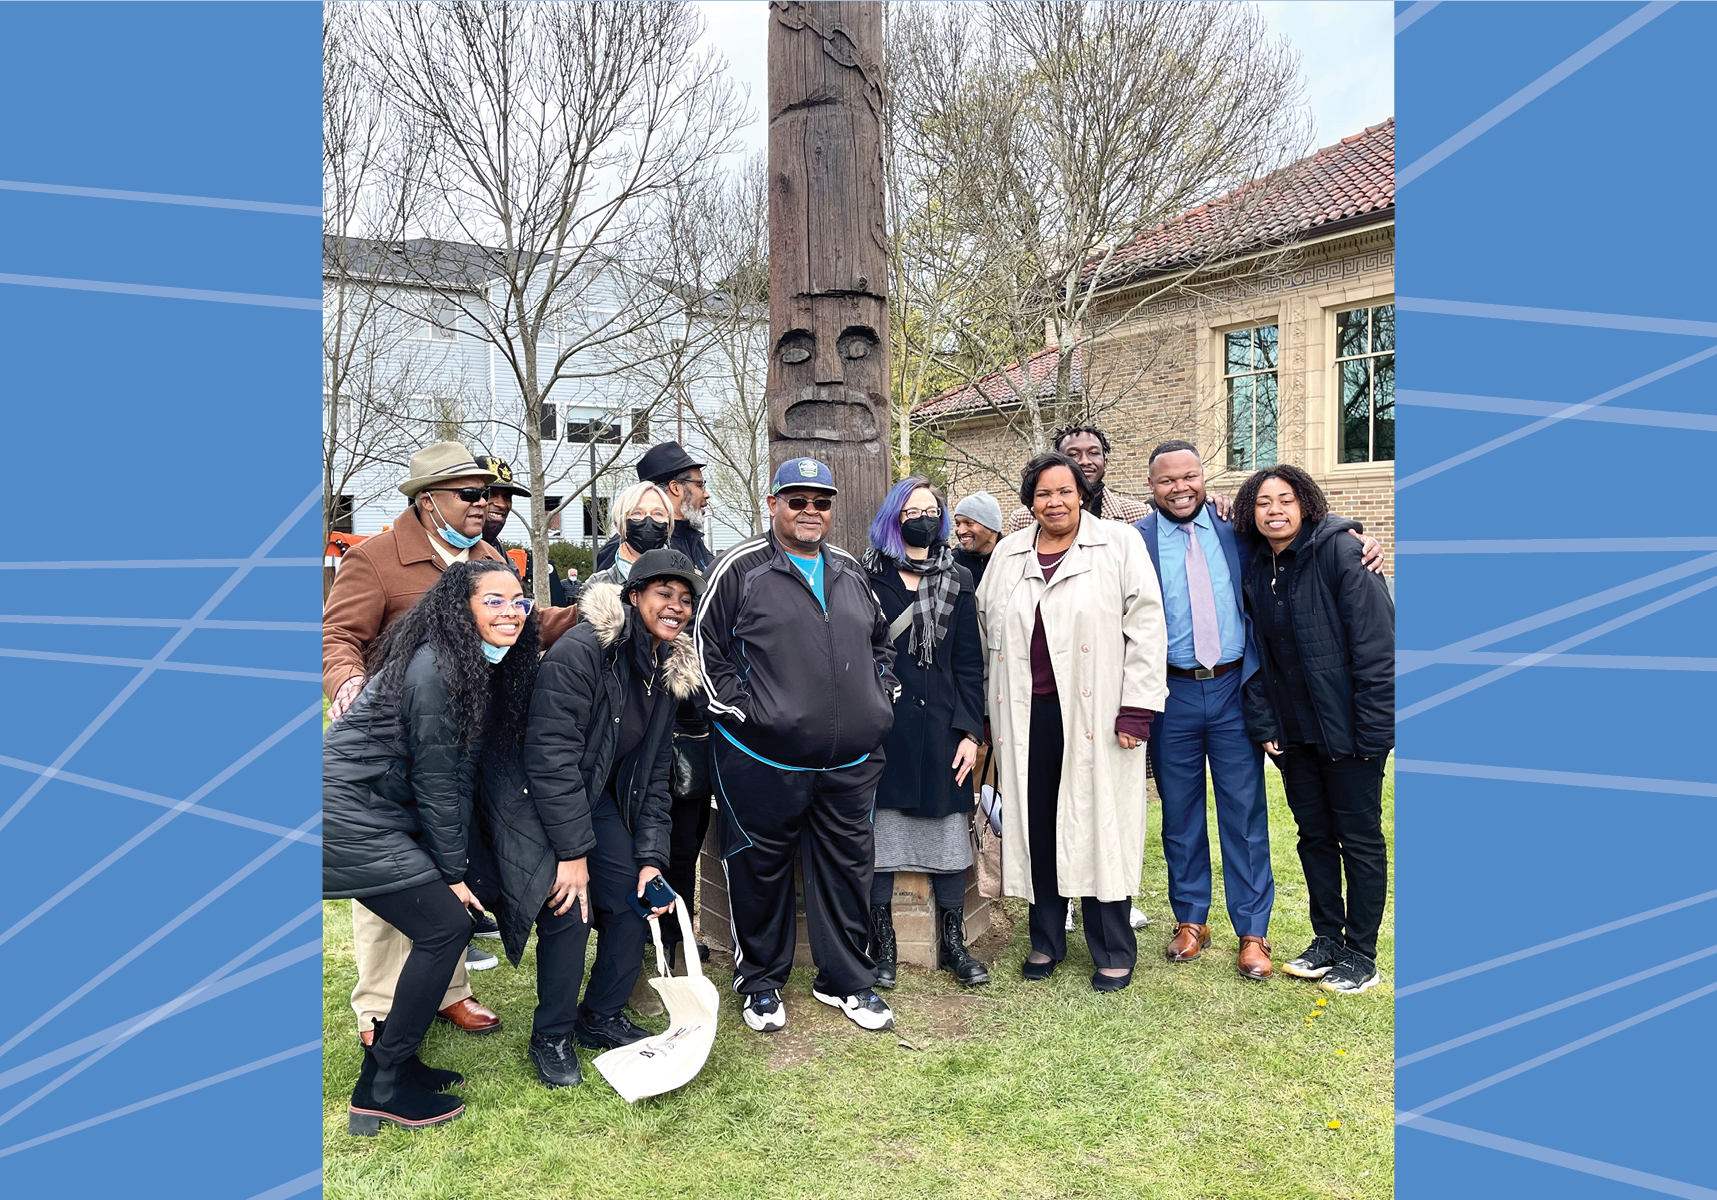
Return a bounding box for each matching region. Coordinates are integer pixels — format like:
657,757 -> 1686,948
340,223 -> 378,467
781,495 -> 833,512
479,595 -> 534,614
427,486 -> 494,503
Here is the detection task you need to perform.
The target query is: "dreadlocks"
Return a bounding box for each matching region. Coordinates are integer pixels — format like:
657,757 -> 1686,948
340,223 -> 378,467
1049,423 -> 1111,455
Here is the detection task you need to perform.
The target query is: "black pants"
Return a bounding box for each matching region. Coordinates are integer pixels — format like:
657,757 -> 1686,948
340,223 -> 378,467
360,881 -> 472,1070
1276,746 -> 1388,960
659,790 -> 713,946
713,737 -> 886,996
1025,696 -> 1137,971
872,870 -> 966,910
531,790 -> 650,1035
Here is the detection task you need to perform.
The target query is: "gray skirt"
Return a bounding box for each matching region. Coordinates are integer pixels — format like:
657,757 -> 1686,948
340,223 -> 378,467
873,808 -> 973,875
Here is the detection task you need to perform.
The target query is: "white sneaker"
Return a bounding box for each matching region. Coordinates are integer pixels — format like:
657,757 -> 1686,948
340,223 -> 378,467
1129,904 -> 1150,929
742,988 -> 787,1032
811,986 -> 895,1031
1065,899 -> 1077,931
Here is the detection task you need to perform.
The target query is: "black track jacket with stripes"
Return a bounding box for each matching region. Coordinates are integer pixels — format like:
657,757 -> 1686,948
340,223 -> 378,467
695,533 -> 900,769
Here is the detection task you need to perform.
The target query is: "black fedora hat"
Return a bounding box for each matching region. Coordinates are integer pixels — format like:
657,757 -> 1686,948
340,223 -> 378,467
636,441 -> 704,485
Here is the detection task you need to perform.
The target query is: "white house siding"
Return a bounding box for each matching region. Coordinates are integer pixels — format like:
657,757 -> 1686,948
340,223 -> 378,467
327,258 -> 754,555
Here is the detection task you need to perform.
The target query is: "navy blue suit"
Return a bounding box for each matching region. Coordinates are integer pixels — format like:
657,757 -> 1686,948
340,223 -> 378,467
1135,505 -> 1274,938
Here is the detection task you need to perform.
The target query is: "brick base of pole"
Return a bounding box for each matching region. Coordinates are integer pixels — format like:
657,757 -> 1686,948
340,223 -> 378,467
696,824 -> 991,971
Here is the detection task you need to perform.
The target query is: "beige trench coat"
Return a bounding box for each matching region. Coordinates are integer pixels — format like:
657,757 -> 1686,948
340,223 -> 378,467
974,512 -> 1168,903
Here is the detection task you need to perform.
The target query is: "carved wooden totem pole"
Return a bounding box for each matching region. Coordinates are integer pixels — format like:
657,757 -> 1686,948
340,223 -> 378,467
766,0 -> 890,554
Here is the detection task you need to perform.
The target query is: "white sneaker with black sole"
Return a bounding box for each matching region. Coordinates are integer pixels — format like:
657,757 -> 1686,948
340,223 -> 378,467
1319,953 -> 1382,995
812,986 -> 895,1031
742,989 -> 787,1033
464,943 -> 499,971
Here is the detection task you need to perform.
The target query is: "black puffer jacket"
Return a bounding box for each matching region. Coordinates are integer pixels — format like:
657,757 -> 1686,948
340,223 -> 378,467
508,583 -> 700,958
1241,516 -> 1395,759
323,645 -> 480,901
695,533 -> 899,769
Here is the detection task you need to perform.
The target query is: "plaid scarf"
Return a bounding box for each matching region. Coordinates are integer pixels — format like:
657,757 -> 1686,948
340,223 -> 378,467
863,543 -> 960,667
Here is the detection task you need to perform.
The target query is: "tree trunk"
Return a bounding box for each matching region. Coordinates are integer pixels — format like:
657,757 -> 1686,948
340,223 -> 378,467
766,0 -> 890,555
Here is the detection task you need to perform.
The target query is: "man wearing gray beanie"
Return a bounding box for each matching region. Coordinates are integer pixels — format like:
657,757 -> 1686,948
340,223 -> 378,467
952,491 -> 1003,588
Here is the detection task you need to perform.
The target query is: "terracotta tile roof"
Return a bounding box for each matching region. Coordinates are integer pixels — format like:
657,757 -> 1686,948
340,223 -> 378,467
1098,118 -> 1394,282
914,344 -> 1085,424
917,121 -> 1393,424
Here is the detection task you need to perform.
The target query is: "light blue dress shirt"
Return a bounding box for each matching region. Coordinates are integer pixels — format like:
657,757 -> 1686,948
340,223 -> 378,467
1156,507 -> 1246,669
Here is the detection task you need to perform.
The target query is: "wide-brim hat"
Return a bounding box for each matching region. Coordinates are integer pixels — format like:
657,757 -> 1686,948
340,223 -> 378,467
477,455 -> 531,497
624,548 -> 705,599
398,442 -> 498,498
636,441 -> 705,485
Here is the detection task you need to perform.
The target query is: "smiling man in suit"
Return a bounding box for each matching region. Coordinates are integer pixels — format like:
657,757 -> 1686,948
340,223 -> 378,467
1138,441 -> 1382,980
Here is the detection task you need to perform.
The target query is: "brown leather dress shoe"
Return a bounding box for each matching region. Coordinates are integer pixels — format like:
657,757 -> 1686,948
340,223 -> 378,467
1165,922 -> 1211,962
437,997 -> 502,1034
1237,936 -> 1274,980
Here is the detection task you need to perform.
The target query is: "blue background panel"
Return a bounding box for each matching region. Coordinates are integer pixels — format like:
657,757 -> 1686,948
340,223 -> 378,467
0,4 -> 322,1198
1396,3 -> 1716,1196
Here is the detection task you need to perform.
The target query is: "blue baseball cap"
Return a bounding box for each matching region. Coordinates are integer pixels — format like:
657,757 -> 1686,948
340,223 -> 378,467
771,457 -> 838,495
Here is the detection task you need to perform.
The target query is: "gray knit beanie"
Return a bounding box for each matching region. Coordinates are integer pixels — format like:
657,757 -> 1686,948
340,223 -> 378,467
953,490 -> 1004,533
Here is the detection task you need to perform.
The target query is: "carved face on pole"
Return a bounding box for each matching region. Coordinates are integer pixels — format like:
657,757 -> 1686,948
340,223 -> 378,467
772,295 -> 886,445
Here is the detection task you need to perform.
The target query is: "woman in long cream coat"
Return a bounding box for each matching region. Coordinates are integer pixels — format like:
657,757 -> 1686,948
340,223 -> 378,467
974,453 -> 1168,991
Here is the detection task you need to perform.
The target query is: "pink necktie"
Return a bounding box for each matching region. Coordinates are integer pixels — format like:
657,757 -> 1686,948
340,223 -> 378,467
1183,524 -> 1221,669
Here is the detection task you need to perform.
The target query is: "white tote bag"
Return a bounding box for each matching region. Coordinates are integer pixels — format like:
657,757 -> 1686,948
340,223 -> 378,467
592,902 -> 720,1103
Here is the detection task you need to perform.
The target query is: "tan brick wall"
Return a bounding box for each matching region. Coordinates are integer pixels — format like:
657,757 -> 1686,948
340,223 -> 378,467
925,227 -> 1397,570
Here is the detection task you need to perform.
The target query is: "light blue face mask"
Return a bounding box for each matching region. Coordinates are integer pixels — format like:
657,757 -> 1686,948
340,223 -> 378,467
482,641 -> 510,664
426,495 -> 483,550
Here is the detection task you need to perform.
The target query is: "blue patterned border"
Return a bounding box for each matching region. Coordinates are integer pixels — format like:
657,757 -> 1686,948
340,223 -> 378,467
0,4 -> 322,1197
1396,3 -> 1715,1196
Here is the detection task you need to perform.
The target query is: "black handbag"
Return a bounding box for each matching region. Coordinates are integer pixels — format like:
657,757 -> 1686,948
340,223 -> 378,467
670,729 -> 712,801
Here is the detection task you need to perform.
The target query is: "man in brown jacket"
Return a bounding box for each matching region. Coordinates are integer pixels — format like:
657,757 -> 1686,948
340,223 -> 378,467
324,442 -> 578,1042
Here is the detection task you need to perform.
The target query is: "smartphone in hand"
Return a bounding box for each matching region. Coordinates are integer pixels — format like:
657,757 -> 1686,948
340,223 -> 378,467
629,875 -> 677,918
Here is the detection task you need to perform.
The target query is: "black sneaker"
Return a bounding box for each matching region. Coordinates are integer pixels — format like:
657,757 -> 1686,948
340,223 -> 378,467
464,943 -> 499,971
1320,951 -> 1382,995
471,910 -> 502,940
573,1011 -> 654,1050
528,1031 -> 582,1089
1281,936 -> 1343,980
742,989 -> 787,1033
811,985 -> 895,1031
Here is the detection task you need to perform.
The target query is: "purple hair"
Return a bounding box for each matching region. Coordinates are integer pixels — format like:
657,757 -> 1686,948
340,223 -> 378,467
869,476 -> 951,558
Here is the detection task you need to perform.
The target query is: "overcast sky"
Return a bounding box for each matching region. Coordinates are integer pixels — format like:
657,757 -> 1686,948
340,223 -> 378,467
694,1 -> 1392,164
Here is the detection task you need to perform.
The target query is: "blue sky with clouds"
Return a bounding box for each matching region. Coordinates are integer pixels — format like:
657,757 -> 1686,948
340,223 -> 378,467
695,1 -> 1392,163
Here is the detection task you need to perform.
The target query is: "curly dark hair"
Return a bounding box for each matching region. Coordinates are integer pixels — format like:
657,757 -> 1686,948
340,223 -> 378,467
1049,423 -> 1111,455
1231,464 -> 1330,541
363,560 -> 541,755
1019,451 -> 1094,510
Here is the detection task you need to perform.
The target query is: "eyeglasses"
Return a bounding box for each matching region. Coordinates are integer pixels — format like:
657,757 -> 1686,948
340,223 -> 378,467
426,486 -> 494,503
479,595 -> 534,614
901,507 -> 941,520
782,495 -> 833,512
672,475 -> 708,490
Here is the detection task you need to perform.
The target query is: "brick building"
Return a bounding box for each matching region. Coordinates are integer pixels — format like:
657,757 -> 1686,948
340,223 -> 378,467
918,120 -> 1396,571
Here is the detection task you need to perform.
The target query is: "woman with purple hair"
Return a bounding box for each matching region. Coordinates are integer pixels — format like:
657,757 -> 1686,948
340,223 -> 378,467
861,477 -> 990,989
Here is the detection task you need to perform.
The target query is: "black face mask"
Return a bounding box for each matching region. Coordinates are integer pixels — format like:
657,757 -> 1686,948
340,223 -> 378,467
625,517 -> 669,553
901,515 -> 941,549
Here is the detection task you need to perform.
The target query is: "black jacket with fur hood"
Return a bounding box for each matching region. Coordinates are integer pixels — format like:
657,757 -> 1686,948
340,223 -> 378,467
482,582 -> 698,963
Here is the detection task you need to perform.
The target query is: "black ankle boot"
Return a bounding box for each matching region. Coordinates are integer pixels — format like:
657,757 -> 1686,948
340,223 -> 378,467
348,1039 -> 466,1135
369,1019 -> 463,1092
937,906 -> 991,986
869,903 -> 897,989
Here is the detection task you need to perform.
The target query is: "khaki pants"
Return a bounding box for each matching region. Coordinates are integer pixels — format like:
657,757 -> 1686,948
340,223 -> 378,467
349,899 -> 473,1032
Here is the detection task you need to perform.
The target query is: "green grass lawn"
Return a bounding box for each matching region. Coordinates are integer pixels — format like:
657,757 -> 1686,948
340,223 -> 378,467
323,765 -> 1393,1200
